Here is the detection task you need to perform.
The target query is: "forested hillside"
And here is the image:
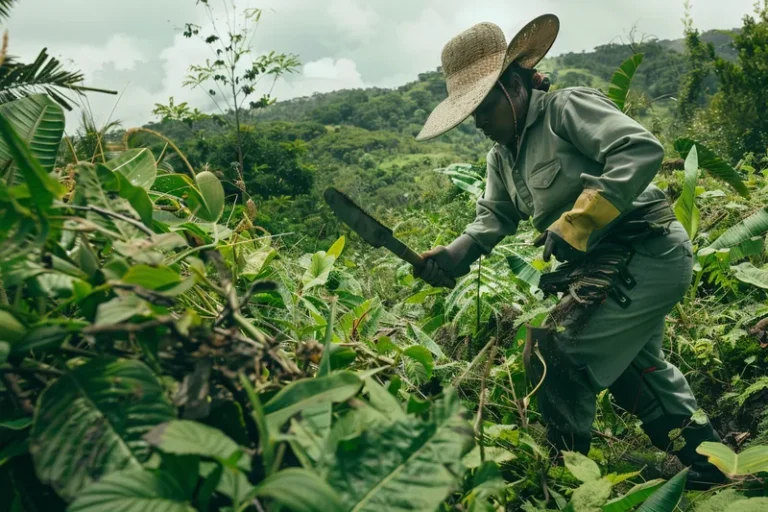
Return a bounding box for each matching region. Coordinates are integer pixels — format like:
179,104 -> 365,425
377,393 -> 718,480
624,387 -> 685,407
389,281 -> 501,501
5,0 -> 768,511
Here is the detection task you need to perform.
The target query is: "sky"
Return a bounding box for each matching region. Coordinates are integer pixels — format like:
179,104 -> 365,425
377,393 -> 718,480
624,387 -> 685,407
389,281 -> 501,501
4,0 -> 758,131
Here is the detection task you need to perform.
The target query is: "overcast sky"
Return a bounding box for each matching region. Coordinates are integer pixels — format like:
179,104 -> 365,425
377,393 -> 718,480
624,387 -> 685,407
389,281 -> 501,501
5,0 -> 755,131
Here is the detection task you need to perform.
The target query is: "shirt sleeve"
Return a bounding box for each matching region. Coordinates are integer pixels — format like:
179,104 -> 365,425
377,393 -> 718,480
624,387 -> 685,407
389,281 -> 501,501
552,88 -> 665,213
463,148 -> 522,254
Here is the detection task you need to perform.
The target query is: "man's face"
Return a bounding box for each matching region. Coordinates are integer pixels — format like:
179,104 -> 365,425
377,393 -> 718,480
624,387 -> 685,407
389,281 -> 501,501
472,85 -> 516,146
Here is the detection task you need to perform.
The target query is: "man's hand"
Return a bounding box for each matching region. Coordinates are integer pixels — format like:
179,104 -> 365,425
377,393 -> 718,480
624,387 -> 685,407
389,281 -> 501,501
534,231 -> 586,263
413,246 -> 458,289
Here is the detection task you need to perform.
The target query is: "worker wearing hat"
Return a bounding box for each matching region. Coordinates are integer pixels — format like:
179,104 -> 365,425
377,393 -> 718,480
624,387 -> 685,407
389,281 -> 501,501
414,14 -> 725,489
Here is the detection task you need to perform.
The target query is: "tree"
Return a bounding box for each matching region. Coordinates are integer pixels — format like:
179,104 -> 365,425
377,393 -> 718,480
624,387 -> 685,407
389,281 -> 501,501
185,128 -> 314,199
702,1 -> 768,158
676,0 -> 717,124
181,1 -> 300,190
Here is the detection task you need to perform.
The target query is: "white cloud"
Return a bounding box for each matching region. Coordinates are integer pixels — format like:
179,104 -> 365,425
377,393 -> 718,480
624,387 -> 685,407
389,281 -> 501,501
274,57 -> 367,98
328,0 -> 378,40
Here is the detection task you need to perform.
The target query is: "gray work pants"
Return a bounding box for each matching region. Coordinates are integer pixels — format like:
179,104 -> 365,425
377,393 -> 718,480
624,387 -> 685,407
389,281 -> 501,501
534,221 -> 698,448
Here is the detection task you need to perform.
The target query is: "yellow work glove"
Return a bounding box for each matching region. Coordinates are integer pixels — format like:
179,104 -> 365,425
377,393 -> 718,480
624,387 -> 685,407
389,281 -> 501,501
534,189 -> 621,262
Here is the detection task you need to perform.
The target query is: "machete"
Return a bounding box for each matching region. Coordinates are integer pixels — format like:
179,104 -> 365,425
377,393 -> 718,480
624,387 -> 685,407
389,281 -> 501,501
323,187 -> 425,271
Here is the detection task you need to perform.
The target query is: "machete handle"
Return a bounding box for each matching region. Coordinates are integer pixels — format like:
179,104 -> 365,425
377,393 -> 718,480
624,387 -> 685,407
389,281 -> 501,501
396,245 -> 426,271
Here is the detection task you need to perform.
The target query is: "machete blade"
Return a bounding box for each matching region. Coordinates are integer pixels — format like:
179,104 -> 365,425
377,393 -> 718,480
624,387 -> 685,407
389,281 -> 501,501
323,187 -> 392,248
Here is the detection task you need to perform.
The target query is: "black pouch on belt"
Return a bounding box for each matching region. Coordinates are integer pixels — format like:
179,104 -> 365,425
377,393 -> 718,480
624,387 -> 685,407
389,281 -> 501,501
521,202 -> 677,385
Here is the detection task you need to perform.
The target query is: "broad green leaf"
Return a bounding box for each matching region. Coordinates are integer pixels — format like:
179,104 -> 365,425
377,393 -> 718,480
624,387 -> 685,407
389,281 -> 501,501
504,252 -> 542,288
68,469 -> 194,512
675,138 -> 749,197
569,478 -> 612,511
463,445 -> 517,469
144,420 -> 250,471
251,468 -> 344,512
327,236 -> 346,258
674,145 -> 700,239
152,174 -> 217,222
607,54 -> 644,112
602,479 -> 664,512
327,389 -> 474,512
12,323 -> 76,354
302,251 -> 336,290
0,309 -> 26,343
708,206 -> 768,252
74,163 -> 144,239
263,371 -> 362,430
636,468 -> 687,512
696,442 -> 768,477
105,148 -> 157,190
363,377 -> 406,420
403,345 -> 434,380
30,358 -> 175,500
110,170 -> 153,227
732,262 -> 768,290
407,322 -> 446,360
0,104 -> 66,207
199,462 -> 253,506
195,171 -> 225,222
94,295 -> 152,325
0,341 -> 8,364
121,265 -> 181,291
451,178 -> 484,198
563,451 -> 601,483
0,94 -> 65,180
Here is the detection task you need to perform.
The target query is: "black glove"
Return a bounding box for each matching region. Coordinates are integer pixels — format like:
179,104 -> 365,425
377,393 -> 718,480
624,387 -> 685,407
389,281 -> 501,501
413,235 -> 483,289
534,231 -> 586,263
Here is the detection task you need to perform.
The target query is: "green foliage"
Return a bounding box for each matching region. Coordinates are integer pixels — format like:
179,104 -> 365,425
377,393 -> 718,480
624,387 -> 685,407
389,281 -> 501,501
30,358 -> 175,499
0,49 -> 114,111
674,144 -> 701,239
5,13 -> 768,510
696,442 -> 768,478
697,3 -> 768,158
0,93 -> 65,183
607,54 -> 644,113
69,469 -> 196,512
326,389 -> 474,511
635,469 -> 687,512
674,138 -> 749,197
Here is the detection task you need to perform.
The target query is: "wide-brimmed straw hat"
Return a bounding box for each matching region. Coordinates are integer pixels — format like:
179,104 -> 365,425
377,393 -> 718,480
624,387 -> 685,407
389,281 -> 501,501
416,14 -> 560,142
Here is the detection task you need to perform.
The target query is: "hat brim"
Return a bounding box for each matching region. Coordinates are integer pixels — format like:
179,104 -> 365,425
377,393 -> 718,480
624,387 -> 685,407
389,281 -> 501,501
415,69 -> 499,142
504,14 -> 560,71
416,14 -> 560,142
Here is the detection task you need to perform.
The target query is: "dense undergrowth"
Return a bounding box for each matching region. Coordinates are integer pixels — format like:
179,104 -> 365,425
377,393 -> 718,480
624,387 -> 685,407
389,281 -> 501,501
4,1 -> 768,511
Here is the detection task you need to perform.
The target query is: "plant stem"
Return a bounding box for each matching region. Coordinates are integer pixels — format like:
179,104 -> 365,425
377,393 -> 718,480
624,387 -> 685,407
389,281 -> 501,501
476,256 -> 482,334
474,337 -> 497,463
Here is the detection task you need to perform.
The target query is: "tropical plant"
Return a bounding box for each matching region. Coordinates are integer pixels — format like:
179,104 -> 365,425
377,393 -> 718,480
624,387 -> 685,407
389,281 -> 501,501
181,0 -> 300,187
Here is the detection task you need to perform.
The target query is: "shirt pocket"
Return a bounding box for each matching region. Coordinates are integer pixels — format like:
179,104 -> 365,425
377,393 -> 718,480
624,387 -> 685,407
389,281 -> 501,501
528,159 -> 561,189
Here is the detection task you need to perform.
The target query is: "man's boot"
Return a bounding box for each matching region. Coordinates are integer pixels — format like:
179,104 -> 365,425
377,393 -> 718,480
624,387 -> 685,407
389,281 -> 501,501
641,415 -> 727,490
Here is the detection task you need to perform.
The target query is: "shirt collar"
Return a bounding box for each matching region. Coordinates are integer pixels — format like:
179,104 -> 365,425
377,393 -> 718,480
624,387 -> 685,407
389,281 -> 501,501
524,89 -> 547,129
494,89 -> 548,159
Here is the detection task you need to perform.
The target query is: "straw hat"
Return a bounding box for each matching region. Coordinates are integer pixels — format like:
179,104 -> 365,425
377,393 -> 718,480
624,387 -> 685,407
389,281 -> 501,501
416,14 -> 560,142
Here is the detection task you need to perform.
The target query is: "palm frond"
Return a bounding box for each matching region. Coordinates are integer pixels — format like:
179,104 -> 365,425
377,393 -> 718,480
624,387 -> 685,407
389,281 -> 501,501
0,48 -> 116,110
0,0 -> 17,20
